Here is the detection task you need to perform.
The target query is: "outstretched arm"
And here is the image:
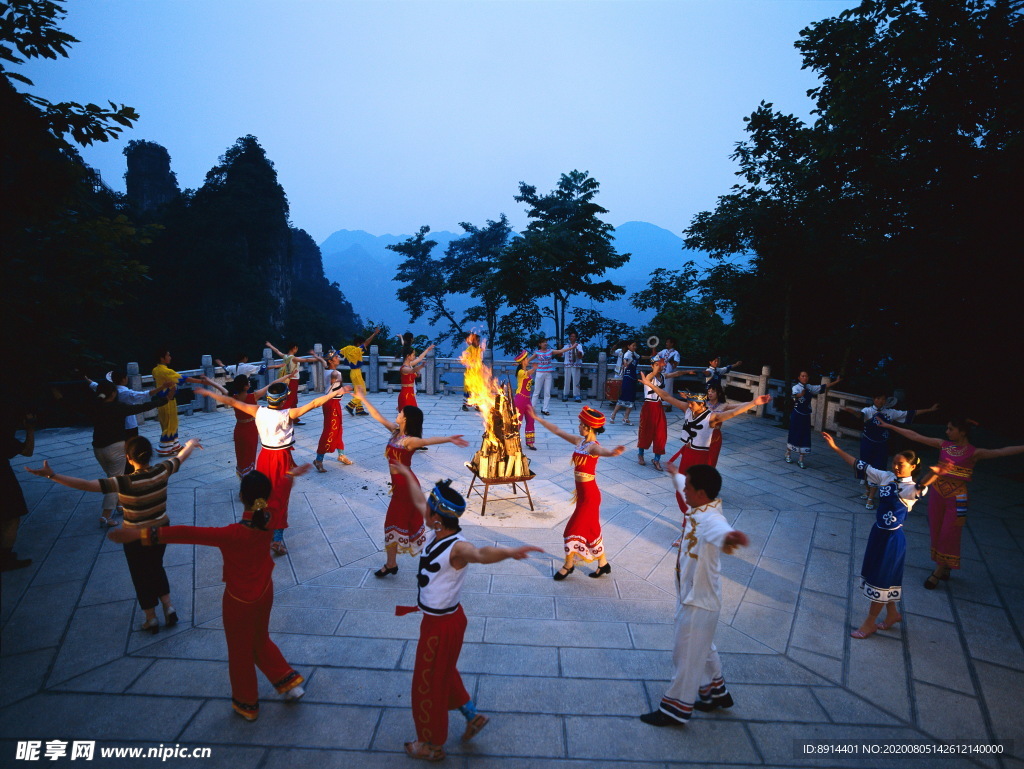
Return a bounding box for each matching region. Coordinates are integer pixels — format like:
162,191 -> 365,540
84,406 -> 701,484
589,443 -> 626,458
410,344 -> 435,368
974,444 -> 1024,461
711,394 -> 771,427
878,420 -> 944,449
25,461 -> 102,492
358,394 -> 398,432
363,327 -> 382,347
404,433 -> 470,451
638,371 -> 690,410
529,405 -> 581,446
821,431 -> 857,468
289,386 -> 353,420
911,403 -> 941,417
451,540 -> 544,568
265,341 -> 285,358
252,371 -> 293,400
193,387 -> 259,416
176,438 -> 203,464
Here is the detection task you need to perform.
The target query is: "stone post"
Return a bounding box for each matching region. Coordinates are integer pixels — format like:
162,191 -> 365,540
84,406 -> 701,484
261,348 -> 274,389
756,365 -> 770,417
814,376 -> 831,433
127,362 -> 144,423
201,354 -> 216,412
596,351 -> 607,403
313,343 -> 325,392
368,345 -> 380,393
425,345 -> 436,396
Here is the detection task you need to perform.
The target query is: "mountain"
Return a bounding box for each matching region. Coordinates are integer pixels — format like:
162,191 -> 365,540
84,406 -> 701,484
319,221 -> 713,352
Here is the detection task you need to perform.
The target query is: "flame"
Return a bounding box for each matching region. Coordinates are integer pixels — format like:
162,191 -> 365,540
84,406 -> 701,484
460,335 -> 531,481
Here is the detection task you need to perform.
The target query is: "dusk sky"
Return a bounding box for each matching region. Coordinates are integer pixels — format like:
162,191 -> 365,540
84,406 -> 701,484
20,0 -> 857,243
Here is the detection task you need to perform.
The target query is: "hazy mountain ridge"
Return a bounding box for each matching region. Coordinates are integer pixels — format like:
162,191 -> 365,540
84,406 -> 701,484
320,221 -> 712,350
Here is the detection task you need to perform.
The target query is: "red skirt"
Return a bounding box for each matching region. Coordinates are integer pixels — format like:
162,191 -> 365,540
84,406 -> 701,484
564,480 -> 604,562
255,447 -> 295,530
411,605 -> 471,745
398,385 -> 417,411
672,443 -> 715,514
286,379 -> 299,409
317,399 -> 344,454
637,401 -> 667,454
233,420 -> 258,476
384,467 -> 427,555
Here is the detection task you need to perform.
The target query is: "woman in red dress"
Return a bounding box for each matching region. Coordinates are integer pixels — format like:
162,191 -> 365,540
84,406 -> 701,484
108,471 -> 306,721
532,406 -> 625,580
397,337 -> 435,412
359,394 -> 468,577
311,350 -> 353,471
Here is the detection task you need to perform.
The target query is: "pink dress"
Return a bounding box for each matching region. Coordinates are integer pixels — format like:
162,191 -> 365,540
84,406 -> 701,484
928,441 -> 977,570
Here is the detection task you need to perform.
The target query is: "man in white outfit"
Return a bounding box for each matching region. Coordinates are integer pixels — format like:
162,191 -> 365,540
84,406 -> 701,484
641,463 -> 748,726
561,330 -> 585,402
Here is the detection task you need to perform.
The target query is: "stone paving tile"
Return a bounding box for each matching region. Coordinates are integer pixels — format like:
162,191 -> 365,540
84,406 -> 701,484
565,715 -> 758,763
400,641 -> 560,678
47,599 -> 135,686
475,674 -> 648,716
904,614 -> 974,695
181,700 -> 380,749
202,605 -> 344,636
483,617 -> 632,649
730,600 -> 795,652
790,590 -> 847,660
555,597 -> 674,624
848,632 -> 911,720
912,680 -> 990,744
335,609 -> 486,643
1,579 -> 84,655
787,647 -> 844,685
0,648 -> 56,708
127,658 -> 284,700
954,599 -> 1024,670
0,692 -> 203,741
744,555 -> 804,612
52,656 -> 154,694
810,685 -> 894,724
973,661 -> 1024,757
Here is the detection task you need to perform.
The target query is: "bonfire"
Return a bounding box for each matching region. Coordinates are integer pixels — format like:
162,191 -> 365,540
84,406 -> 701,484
460,336 -> 534,482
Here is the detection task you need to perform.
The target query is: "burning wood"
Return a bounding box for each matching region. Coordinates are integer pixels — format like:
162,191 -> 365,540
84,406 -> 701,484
460,337 -> 534,482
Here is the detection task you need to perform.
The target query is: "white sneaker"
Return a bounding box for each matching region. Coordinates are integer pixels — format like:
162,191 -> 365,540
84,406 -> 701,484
284,685 -> 305,702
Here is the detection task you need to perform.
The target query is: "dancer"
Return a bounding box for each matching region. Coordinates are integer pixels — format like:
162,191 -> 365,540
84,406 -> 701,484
785,371 -> 842,468
682,357 -> 742,390
85,370 -> 162,471
398,337 -> 435,412
609,341 -> 639,425
265,341 -> 320,415
226,371 -> 290,478
359,394 -> 469,577
652,337 -> 682,407
84,381 -> 169,526
637,357 -> 668,470
152,349 -> 212,456
194,382 -> 340,556
561,329 -> 585,403
530,337 -> 557,416
703,382 -> 745,468
461,333 -> 483,412
215,353 -> 264,380
108,471 -> 306,720
311,349 -> 353,471
513,350 -> 539,450
644,373 -> 770,472
1,404 -> 35,572
391,462 -> 542,761
880,416 -> 1024,588
532,406 -> 625,579
341,327 -> 381,416
839,395 -> 939,509
27,436 -> 201,632
641,464 -> 748,727
822,432 -> 943,638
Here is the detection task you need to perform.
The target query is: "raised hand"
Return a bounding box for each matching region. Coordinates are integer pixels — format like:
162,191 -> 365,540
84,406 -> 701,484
821,431 -> 838,449
25,460 -> 55,478
510,545 -> 545,560
610,445 -> 626,456
449,435 -> 470,448
753,394 -> 772,406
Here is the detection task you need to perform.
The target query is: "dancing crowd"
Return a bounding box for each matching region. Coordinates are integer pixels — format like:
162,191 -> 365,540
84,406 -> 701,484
4,330 -> 1023,762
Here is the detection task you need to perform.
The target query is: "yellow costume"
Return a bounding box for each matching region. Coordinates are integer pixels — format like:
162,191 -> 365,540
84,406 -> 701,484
152,363 -> 185,455
340,345 -> 367,413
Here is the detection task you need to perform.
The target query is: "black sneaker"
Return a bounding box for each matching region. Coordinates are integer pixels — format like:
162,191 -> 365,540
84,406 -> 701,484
542,410 -> 551,416
693,692 -> 734,711
462,404 -> 470,411
640,710 -> 683,727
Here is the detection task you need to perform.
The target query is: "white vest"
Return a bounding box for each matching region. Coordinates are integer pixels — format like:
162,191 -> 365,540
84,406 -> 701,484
682,409 -> 713,450
255,407 -> 295,450
417,532 -> 467,615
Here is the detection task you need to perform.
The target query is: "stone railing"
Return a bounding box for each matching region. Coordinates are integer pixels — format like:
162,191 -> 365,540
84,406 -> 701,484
124,347 -> 870,439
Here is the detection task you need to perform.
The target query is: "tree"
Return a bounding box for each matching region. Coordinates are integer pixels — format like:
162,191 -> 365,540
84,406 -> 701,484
443,216 -> 513,340
568,308 -> 641,355
630,265 -> 730,357
506,170 -> 629,345
390,226 -> 464,347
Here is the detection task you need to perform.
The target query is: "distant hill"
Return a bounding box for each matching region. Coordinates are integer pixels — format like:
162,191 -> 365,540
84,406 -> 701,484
319,221 -> 712,353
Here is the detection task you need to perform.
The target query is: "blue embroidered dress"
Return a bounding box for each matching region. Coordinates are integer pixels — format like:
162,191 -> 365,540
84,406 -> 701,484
857,461 -> 927,603
786,383 -> 824,454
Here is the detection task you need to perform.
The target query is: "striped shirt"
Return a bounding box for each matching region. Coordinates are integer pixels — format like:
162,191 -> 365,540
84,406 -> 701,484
98,457 -> 181,529
535,349 -> 555,373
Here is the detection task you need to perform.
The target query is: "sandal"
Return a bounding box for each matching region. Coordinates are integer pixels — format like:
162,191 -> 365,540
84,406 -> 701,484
338,454 -> 353,465
652,460 -> 663,471
785,454 -> 792,464
637,456 -> 646,466
270,541 -> 288,557
99,515 -> 117,528
924,573 -> 940,590
623,420 -> 633,426
139,618 -> 159,635
462,713 -> 489,742
875,615 -> 902,631
313,460 -> 326,473
404,741 -> 445,762
850,626 -> 877,639
798,460 -> 806,469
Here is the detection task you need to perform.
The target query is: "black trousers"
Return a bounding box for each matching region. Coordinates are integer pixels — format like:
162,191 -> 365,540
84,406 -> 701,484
123,537 -> 169,610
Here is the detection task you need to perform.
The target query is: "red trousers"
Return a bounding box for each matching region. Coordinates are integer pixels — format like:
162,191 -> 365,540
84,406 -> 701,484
224,583 -> 302,718
286,379 -> 299,409
514,393 -> 535,447
412,606 -> 471,745
637,401 -> 667,454
233,420 -> 258,476
317,399 -> 344,454
255,447 -> 295,530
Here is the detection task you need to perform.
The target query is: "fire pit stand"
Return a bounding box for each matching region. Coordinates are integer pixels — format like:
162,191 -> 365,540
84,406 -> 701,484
465,470 -> 535,516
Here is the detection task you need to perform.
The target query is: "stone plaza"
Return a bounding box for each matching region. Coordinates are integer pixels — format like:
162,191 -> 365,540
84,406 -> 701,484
2,393 -> 1022,768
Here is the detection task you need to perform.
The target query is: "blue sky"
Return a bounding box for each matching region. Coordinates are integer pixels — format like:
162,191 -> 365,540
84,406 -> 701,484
19,0 -> 857,242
